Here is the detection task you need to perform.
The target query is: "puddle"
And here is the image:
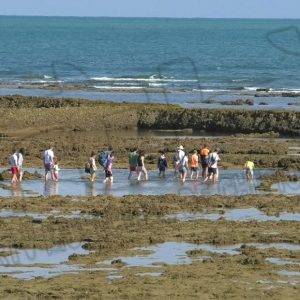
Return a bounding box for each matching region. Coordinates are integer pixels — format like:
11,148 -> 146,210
266,257 -> 300,266
1,168 -> 299,197
0,242 -> 114,280
0,209 -> 95,220
273,181 -> 300,194
135,272 -> 162,277
278,271 -> 300,277
164,208 -> 300,222
102,242 -> 300,269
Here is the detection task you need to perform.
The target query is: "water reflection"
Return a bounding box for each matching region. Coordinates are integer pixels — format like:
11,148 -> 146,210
0,168 -> 299,198
44,181 -> 59,196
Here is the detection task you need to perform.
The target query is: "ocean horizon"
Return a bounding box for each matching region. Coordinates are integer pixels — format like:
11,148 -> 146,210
1,16 -> 300,101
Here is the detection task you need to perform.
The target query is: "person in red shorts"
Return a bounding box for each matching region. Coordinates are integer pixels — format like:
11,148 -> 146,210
9,149 -> 23,184
128,148 -> 139,180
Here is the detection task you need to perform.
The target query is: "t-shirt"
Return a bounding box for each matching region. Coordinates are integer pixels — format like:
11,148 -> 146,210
200,147 -> 210,157
209,152 -> 220,168
44,149 -> 54,164
18,153 -> 23,167
9,153 -> 18,168
53,164 -> 60,172
178,150 -> 185,162
245,161 -> 254,169
191,154 -> 199,167
129,152 -> 138,166
179,156 -> 188,168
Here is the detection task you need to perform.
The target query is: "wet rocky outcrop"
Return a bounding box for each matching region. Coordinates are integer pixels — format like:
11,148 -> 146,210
138,107 -> 300,136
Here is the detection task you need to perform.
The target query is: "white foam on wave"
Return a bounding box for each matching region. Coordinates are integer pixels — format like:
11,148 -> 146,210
93,86 -> 144,90
243,87 -> 260,91
91,77 -> 197,83
148,83 -> 168,87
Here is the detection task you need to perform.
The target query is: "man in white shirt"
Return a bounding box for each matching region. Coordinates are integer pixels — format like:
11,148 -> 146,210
9,148 -> 26,183
204,148 -> 220,183
44,147 -> 54,181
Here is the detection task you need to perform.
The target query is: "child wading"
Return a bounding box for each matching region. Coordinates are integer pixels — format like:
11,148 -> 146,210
104,152 -> 114,183
158,152 -> 168,178
52,157 -> 60,182
88,151 -> 97,182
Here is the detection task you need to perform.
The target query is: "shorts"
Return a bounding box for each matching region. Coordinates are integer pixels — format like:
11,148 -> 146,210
246,167 -> 253,176
179,167 -> 187,174
105,170 -> 112,178
201,158 -> 209,168
11,167 -> 19,175
44,163 -> 52,172
89,168 -> 96,175
191,167 -> 198,172
137,166 -> 146,172
208,167 -> 217,175
159,167 -> 166,172
130,166 -> 137,172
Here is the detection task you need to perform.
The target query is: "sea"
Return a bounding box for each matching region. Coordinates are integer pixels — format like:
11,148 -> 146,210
1,16 -> 300,109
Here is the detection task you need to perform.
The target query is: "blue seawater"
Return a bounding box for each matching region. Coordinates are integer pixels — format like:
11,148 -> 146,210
1,16 -> 300,93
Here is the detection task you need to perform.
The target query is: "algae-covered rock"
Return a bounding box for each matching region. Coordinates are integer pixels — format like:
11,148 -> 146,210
138,107 -> 300,136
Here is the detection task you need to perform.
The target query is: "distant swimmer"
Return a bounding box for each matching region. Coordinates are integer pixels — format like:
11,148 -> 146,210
244,161 -> 254,180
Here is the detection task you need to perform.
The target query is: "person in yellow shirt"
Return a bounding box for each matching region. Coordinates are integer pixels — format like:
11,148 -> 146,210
244,161 -> 254,179
190,150 -> 199,180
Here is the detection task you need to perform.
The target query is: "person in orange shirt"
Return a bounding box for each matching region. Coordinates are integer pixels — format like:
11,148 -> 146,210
200,144 -> 210,179
190,150 -> 199,180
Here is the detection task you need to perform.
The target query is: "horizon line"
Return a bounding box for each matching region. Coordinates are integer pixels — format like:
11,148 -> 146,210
1,14 -> 300,20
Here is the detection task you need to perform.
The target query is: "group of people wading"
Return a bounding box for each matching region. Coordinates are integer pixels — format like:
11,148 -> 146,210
8,144 -> 224,184
86,144 -> 221,183
9,144 -> 255,184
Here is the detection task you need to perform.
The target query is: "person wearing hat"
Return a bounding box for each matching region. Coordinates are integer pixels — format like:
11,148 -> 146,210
174,145 -> 185,177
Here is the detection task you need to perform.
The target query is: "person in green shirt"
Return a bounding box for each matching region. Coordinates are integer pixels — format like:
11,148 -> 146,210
128,148 -> 139,180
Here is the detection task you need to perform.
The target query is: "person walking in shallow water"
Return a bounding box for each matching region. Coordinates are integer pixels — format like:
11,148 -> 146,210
9,148 -> 25,184
244,160 -> 254,180
200,144 -> 210,179
44,146 -> 55,181
137,151 -> 148,181
128,148 -> 139,180
178,152 -> 189,183
103,152 -> 114,183
88,151 -> 97,182
190,150 -> 199,180
204,148 -> 220,183
158,152 -> 168,178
